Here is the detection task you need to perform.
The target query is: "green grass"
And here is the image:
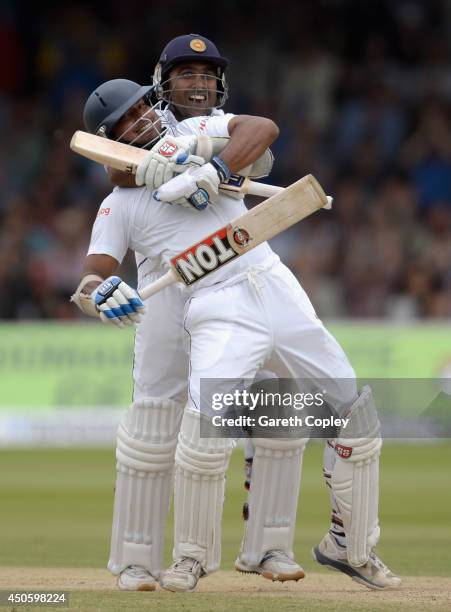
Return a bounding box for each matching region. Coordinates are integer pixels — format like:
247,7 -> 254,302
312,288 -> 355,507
1,442 -> 450,578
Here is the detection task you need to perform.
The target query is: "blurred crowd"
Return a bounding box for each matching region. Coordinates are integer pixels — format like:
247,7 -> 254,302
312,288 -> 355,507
1,0 -> 451,319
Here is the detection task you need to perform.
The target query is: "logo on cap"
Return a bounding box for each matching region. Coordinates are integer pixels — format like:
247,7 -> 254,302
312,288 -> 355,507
190,39 -> 207,52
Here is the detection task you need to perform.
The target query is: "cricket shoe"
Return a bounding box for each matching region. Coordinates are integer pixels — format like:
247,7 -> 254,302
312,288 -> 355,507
312,533 -> 401,590
117,565 -> 157,591
235,550 -> 305,582
159,557 -> 206,592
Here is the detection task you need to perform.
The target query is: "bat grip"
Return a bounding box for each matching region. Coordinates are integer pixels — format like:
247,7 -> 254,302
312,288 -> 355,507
139,269 -> 178,300
246,181 -> 284,198
246,182 -> 333,208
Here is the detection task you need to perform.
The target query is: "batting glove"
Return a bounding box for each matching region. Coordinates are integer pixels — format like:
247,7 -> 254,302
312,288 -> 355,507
135,135 -> 205,190
91,276 -> 145,328
153,155 -> 231,210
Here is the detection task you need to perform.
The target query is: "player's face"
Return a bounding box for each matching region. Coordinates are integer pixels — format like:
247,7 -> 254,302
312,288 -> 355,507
165,62 -> 220,119
113,98 -> 163,147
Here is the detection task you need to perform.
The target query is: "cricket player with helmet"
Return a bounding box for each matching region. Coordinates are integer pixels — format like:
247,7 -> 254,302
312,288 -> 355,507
75,34 -> 305,590
73,34 -> 400,593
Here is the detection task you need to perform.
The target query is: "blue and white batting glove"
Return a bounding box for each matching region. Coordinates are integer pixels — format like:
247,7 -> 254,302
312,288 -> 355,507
91,276 -> 145,328
135,136 -> 205,190
153,156 -> 230,210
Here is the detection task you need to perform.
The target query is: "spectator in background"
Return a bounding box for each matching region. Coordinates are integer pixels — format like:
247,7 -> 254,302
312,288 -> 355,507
402,99 -> 451,209
1,0 -> 451,320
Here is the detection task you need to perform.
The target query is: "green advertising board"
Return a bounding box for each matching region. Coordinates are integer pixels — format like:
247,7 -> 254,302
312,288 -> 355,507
0,323 -> 134,411
328,322 -> 451,378
1,322 -> 451,410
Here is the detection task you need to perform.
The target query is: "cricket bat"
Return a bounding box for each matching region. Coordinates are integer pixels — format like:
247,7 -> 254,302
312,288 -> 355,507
139,174 -> 327,300
70,130 -> 283,198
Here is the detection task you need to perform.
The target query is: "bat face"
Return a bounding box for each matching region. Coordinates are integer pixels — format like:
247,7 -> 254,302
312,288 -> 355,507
171,224 -> 253,285
170,173 -> 327,286
139,174 -> 327,301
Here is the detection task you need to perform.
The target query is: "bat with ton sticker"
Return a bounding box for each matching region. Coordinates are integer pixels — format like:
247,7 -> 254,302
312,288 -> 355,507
172,224 -> 252,285
139,174 -> 328,299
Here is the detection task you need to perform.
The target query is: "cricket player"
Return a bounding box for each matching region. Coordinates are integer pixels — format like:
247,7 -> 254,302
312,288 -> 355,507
75,35 -> 307,590
73,34 -> 400,593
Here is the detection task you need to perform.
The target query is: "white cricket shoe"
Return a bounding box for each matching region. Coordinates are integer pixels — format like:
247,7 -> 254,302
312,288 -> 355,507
117,565 -> 157,591
312,533 -> 401,590
235,550 -> 305,582
159,557 -> 205,592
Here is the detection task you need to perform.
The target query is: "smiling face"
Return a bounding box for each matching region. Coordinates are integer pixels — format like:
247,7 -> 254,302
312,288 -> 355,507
163,62 -> 221,119
112,98 -> 164,147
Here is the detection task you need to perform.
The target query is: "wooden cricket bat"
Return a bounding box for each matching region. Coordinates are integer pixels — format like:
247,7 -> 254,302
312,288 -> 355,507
139,174 -> 327,300
70,130 -> 283,198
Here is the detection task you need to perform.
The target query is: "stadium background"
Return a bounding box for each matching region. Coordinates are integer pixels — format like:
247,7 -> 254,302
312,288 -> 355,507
0,1 -> 450,608
1,0 -> 451,319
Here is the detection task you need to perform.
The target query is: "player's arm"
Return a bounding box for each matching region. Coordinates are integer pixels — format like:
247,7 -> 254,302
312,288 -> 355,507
72,253 -> 145,328
71,253 -> 117,316
106,118 -> 277,191
217,115 -> 279,175
154,115 -> 279,209
71,181 -> 148,331
82,253 -> 119,291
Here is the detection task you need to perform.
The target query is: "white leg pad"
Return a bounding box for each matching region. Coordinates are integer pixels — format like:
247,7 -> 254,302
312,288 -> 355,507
173,408 -> 235,573
239,437 -> 307,567
331,386 -> 382,567
108,398 -> 183,576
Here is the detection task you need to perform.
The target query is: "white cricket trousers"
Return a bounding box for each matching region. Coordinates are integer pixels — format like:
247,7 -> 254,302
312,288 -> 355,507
184,256 -> 357,414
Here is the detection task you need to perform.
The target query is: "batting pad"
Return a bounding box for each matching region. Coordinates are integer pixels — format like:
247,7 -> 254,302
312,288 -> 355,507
331,386 -> 382,567
173,407 -> 235,573
238,437 -> 307,567
108,398 -> 184,576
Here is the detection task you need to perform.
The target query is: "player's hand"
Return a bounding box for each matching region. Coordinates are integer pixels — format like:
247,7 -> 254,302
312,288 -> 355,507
91,276 -> 145,328
153,162 -> 220,210
135,136 -> 204,190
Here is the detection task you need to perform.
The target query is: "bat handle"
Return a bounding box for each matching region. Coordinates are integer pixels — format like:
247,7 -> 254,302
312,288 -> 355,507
246,181 -> 333,209
246,181 -> 284,198
139,269 -> 178,300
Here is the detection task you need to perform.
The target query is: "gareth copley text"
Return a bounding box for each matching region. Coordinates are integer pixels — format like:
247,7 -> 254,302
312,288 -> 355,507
210,390 -> 349,429
211,414 -> 349,429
